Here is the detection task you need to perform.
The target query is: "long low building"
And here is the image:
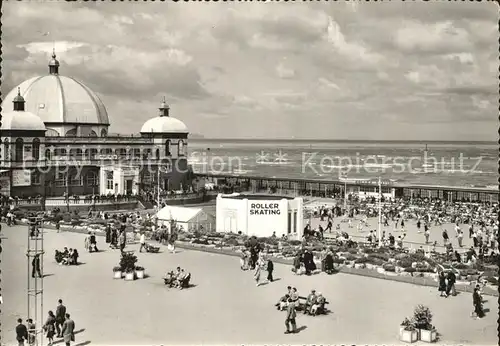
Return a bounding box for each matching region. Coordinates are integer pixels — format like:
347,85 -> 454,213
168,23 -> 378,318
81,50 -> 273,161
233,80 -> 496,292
197,173 -> 499,203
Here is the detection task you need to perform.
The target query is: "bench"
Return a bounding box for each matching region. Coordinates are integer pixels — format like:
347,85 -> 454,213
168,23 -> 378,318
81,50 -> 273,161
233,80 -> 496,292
295,296 -> 329,314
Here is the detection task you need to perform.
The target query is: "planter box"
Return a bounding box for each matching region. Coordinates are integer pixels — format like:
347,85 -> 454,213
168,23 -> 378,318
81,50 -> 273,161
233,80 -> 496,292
124,272 -> 135,281
113,271 -> 122,279
354,263 -> 366,269
365,263 -> 374,270
136,270 -> 145,279
399,329 -> 418,343
419,329 -> 437,343
377,267 -> 385,274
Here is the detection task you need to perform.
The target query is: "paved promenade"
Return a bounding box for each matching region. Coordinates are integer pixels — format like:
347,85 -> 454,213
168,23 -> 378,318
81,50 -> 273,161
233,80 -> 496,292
2,225 -> 497,345
309,215 -> 479,252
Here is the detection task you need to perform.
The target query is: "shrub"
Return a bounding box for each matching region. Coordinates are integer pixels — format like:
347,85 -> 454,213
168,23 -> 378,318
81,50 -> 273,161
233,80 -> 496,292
485,276 -> 498,285
112,266 -> 121,272
332,257 -> 345,264
383,263 -> 396,272
401,317 -> 416,331
413,305 -> 434,331
453,263 -> 469,270
354,257 -> 369,264
347,248 -> 358,254
192,239 -> 209,245
135,266 -> 144,271
289,240 -> 302,246
345,254 -> 358,261
397,258 -> 414,268
405,267 -> 416,273
119,252 -> 138,273
370,253 -> 390,261
226,238 -> 239,246
366,257 -> 385,266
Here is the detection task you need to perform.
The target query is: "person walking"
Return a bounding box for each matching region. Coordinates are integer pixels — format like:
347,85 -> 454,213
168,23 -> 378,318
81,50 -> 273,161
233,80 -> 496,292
471,287 -> 484,319
284,298 -> 297,334
266,258 -> 274,283
26,318 -> 36,345
55,299 -> 66,338
254,263 -> 262,287
61,313 -> 75,346
438,271 -> 447,297
442,229 -> 449,246
446,271 -> 457,297
31,254 -> 42,278
457,230 -> 464,247
43,311 -> 56,346
16,318 -> 28,346
139,232 -> 146,253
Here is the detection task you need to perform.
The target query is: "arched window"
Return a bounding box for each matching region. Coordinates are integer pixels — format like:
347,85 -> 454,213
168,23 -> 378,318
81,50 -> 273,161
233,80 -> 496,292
178,140 -> 185,156
45,149 -> 51,161
89,130 -> 98,137
3,139 -> 9,161
156,148 -> 160,160
65,128 -> 77,137
32,138 -> 41,160
165,140 -> 171,156
101,129 -> 108,137
15,138 -> 24,162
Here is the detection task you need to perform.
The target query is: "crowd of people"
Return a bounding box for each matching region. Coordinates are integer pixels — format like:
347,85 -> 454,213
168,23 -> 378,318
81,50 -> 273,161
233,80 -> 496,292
16,299 -> 76,346
54,248 -> 80,266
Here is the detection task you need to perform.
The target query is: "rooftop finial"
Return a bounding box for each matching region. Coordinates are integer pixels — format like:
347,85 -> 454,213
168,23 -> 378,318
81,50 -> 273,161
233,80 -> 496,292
49,48 -> 60,75
159,97 -> 170,117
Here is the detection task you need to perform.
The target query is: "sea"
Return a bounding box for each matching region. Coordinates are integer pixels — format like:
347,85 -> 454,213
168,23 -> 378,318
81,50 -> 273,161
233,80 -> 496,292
187,140 -> 498,189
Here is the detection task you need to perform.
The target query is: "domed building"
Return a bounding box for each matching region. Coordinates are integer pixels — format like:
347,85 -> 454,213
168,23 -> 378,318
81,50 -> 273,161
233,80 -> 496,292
0,52 -> 193,201
2,50 -> 110,137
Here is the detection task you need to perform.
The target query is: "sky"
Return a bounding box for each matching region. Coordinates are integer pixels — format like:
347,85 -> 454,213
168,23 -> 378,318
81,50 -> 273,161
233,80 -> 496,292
2,2 -> 498,140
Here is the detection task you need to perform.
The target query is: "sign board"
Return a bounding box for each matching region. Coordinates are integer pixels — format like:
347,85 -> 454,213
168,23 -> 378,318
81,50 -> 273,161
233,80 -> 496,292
0,174 -> 11,196
249,202 -> 281,216
12,170 -> 31,187
351,179 -> 391,186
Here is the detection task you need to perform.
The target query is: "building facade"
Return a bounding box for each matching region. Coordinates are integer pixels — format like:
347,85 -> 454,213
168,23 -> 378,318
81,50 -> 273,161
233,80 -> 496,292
0,51 -> 193,198
216,193 -> 304,239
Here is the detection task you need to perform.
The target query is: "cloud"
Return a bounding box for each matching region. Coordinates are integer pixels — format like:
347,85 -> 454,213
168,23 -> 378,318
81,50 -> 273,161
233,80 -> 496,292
1,1 -> 497,141
276,63 -> 295,79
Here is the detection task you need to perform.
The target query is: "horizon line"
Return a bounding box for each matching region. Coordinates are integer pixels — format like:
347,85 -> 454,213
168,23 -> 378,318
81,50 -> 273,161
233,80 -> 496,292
189,138 -> 497,144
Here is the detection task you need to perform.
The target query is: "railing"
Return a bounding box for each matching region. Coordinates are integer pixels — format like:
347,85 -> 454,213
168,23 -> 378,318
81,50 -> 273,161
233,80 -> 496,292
16,197 -> 138,206
45,135 -> 153,144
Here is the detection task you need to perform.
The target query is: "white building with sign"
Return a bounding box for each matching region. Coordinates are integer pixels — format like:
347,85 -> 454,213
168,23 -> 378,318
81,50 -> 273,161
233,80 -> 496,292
216,193 -> 304,239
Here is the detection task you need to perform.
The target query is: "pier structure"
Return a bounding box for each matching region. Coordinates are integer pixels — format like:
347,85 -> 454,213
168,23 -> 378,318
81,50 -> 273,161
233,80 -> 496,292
197,173 -> 498,203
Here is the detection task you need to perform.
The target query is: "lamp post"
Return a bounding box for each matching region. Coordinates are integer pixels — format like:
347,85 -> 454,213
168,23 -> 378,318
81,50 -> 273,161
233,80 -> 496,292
157,167 -> 161,208
378,176 -> 382,247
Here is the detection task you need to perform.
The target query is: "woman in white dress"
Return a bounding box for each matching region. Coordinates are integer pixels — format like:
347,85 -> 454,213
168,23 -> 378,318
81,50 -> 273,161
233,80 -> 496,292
254,264 -> 262,286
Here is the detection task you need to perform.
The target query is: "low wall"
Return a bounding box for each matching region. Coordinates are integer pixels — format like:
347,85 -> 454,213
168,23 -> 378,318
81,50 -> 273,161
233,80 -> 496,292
17,202 -> 140,212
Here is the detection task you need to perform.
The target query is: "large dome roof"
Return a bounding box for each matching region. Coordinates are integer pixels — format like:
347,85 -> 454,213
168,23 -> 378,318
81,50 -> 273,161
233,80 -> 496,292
140,116 -> 188,134
2,75 -> 109,125
1,110 -> 46,132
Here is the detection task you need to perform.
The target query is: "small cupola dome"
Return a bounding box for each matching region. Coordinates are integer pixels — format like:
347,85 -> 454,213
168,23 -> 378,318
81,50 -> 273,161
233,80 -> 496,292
13,88 -> 25,111
49,49 -> 60,75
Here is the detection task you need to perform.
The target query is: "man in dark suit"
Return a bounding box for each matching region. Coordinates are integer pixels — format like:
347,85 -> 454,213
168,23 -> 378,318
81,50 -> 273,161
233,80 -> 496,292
31,254 -> 42,278
55,299 -> 67,338
266,258 -> 274,282
15,318 -> 28,346
61,313 -> 75,346
285,298 -> 297,334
